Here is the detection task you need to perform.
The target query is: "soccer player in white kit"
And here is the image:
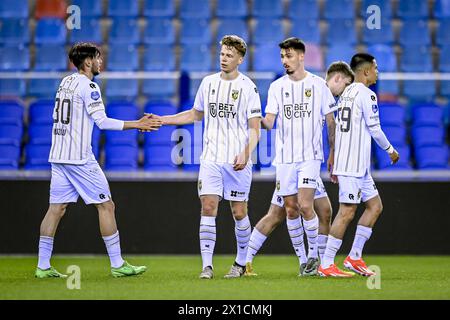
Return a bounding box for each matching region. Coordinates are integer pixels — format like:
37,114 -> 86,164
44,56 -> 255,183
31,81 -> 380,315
258,38 -> 338,276
155,36 -> 261,279
318,53 -> 400,278
35,43 -> 162,278
244,62 -> 355,276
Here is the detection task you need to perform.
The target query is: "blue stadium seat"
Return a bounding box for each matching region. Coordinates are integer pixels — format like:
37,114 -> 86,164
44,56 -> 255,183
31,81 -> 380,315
290,19 -> 321,45
29,100 -> 54,124
441,81 -> 450,98
0,18 -> 30,44
105,129 -> 138,147
325,19 -> 356,45
188,78 -> 202,101
253,44 -> 283,72
69,18 -> 102,44
360,0 -> 393,19
177,125 -> 203,168
0,45 -> 29,71
379,103 -> 405,127
252,0 -> 283,18
28,124 -> 53,145
253,19 -> 284,45
0,0 -> 28,18
434,0 -> 450,18
105,79 -> 139,101
106,102 -> 139,120
143,18 -> 175,45
397,0 -> 429,19
0,79 -> 26,97
400,46 -> 433,72
34,45 -> 67,71
107,45 -> 138,71
144,125 -> 176,145
180,0 -> 211,19
180,44 -> 211,72
383,125 -> 407,146
440,44 -> 450,72
34,18 -> 66,45
71,0 -> 103,17
0,145 -> 20,169
144,101 -> 178,116
104,145 -> 138,171
143,45 -> 175,71
287,0 -> 319,20
376,145 -> 411,170
0,101 -> 24,126
323,0 -> 355,19
415,146 -> 449,169
24,144 -> 51,170
216,0 -> 247,18
254,78 -> 272,107
403,81 -> 436,101
216,19 -> 248,43
0,124 -> 22,146
399,20 -> 430,46
412,126 -> 445,148
144,0 -> 175,17
142,79 -> 176,100
325,45 -> 354,68
109,18 -> 139,45
180,19 -> 211,45
412,104 -> 444,127
436,19 -> 450,46
144,144 -> 178,170
28,78 -> 60,98
107,0 -> 138,17
362,19 -> 394,45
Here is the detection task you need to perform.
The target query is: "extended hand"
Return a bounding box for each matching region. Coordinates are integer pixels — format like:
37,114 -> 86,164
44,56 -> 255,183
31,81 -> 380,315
390,149 -> 400,165
137,113 -> 162,132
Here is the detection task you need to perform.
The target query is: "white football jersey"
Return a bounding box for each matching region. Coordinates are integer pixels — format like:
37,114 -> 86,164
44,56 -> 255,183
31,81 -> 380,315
265,72 -> 337,164
48,73 -> 105,164
193,72 -> 262,164
333,82 -> 380,177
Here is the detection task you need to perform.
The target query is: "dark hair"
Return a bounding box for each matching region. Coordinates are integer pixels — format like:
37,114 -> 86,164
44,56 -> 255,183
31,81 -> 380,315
278,37 -> 306,53
326,61 -> 355,82
220,35 -> 247,57
350,53 -> 375,71
69,42 -> 101,70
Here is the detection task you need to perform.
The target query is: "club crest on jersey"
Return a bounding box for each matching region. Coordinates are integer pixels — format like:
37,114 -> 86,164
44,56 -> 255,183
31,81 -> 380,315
305,88 -> 312,98
209,102 -> 217,117
372,104 -> 378,113
91,91 -> 100,101
231,89 -> 239,100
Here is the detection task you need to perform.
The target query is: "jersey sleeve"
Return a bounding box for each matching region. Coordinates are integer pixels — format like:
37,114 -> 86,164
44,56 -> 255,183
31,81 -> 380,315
360,89 -> 380,127
265,83 -> 279,115
82,81 -> 105,115
320,85 -> 338,116
246,85 -> 262,119
193,79 -> 205,112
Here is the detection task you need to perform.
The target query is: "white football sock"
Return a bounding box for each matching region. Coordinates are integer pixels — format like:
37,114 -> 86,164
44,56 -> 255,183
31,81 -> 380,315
38,236 -> 54,270
246,228 -> 267,263
102,231 -> 125,268
199,216 -> 216,269
234,215 -> 251,266
286,217 -> 307,265
318,234 -> 328,262
303,215 -> 319,259
321,235 -> 342,268
349,225 -> 373,260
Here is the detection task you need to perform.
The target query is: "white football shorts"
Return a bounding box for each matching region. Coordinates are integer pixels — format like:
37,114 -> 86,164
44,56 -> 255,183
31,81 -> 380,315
275,160 -> 322,196
337,171 -> 379,204
271,176 -> 328,208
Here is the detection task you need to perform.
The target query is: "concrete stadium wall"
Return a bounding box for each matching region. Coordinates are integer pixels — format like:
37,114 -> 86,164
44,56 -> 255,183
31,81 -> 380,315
1,180 -> 449,255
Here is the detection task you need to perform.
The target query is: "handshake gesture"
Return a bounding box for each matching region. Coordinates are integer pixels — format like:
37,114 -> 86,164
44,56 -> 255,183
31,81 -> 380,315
136,113 -> 163,132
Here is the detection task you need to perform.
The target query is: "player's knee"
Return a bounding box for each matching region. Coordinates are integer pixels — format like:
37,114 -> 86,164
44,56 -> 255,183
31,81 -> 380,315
299,202 -> 314,215
340,208 -> 355,223
96,200 -> 115,214
370,199 -> 383,216
285,204 -> 299,219
201,202 -> 217,216
49,204 -> 68,218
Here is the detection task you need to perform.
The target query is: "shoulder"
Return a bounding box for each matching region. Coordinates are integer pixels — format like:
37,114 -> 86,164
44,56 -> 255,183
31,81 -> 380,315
308,72 -> 328,89
202,72 -> 220,85
355,83 -> 377,101
269,75 -> 287,90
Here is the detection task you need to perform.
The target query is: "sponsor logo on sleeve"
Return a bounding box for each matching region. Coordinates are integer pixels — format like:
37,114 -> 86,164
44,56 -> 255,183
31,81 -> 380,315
251,108 -> 261,114
372,104 -> 378,113
91,91 -> 100,101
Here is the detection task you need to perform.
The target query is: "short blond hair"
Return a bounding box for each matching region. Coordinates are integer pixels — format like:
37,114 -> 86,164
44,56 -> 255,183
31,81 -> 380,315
220,35 -> 247,57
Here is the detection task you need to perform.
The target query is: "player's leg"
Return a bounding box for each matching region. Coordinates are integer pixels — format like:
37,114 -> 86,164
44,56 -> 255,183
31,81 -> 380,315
344,174 -> 381,276
198,160 -> 223,279
318,175 -> 360,277
36,164 -> 78,278
223,163 -> 252,278
297,160 -> 321,275
314,196 -> 332,262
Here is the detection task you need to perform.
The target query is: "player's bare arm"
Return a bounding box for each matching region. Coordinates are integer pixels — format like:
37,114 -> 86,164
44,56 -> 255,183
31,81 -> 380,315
160,108 -> 204,126
261,113 -> 276,130
325,113 -> 338,183
123,114 -> 162,131
233,117 -> 261,171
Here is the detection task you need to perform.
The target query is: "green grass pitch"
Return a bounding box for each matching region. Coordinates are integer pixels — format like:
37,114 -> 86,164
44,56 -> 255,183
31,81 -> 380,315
1,255 -> 449,300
